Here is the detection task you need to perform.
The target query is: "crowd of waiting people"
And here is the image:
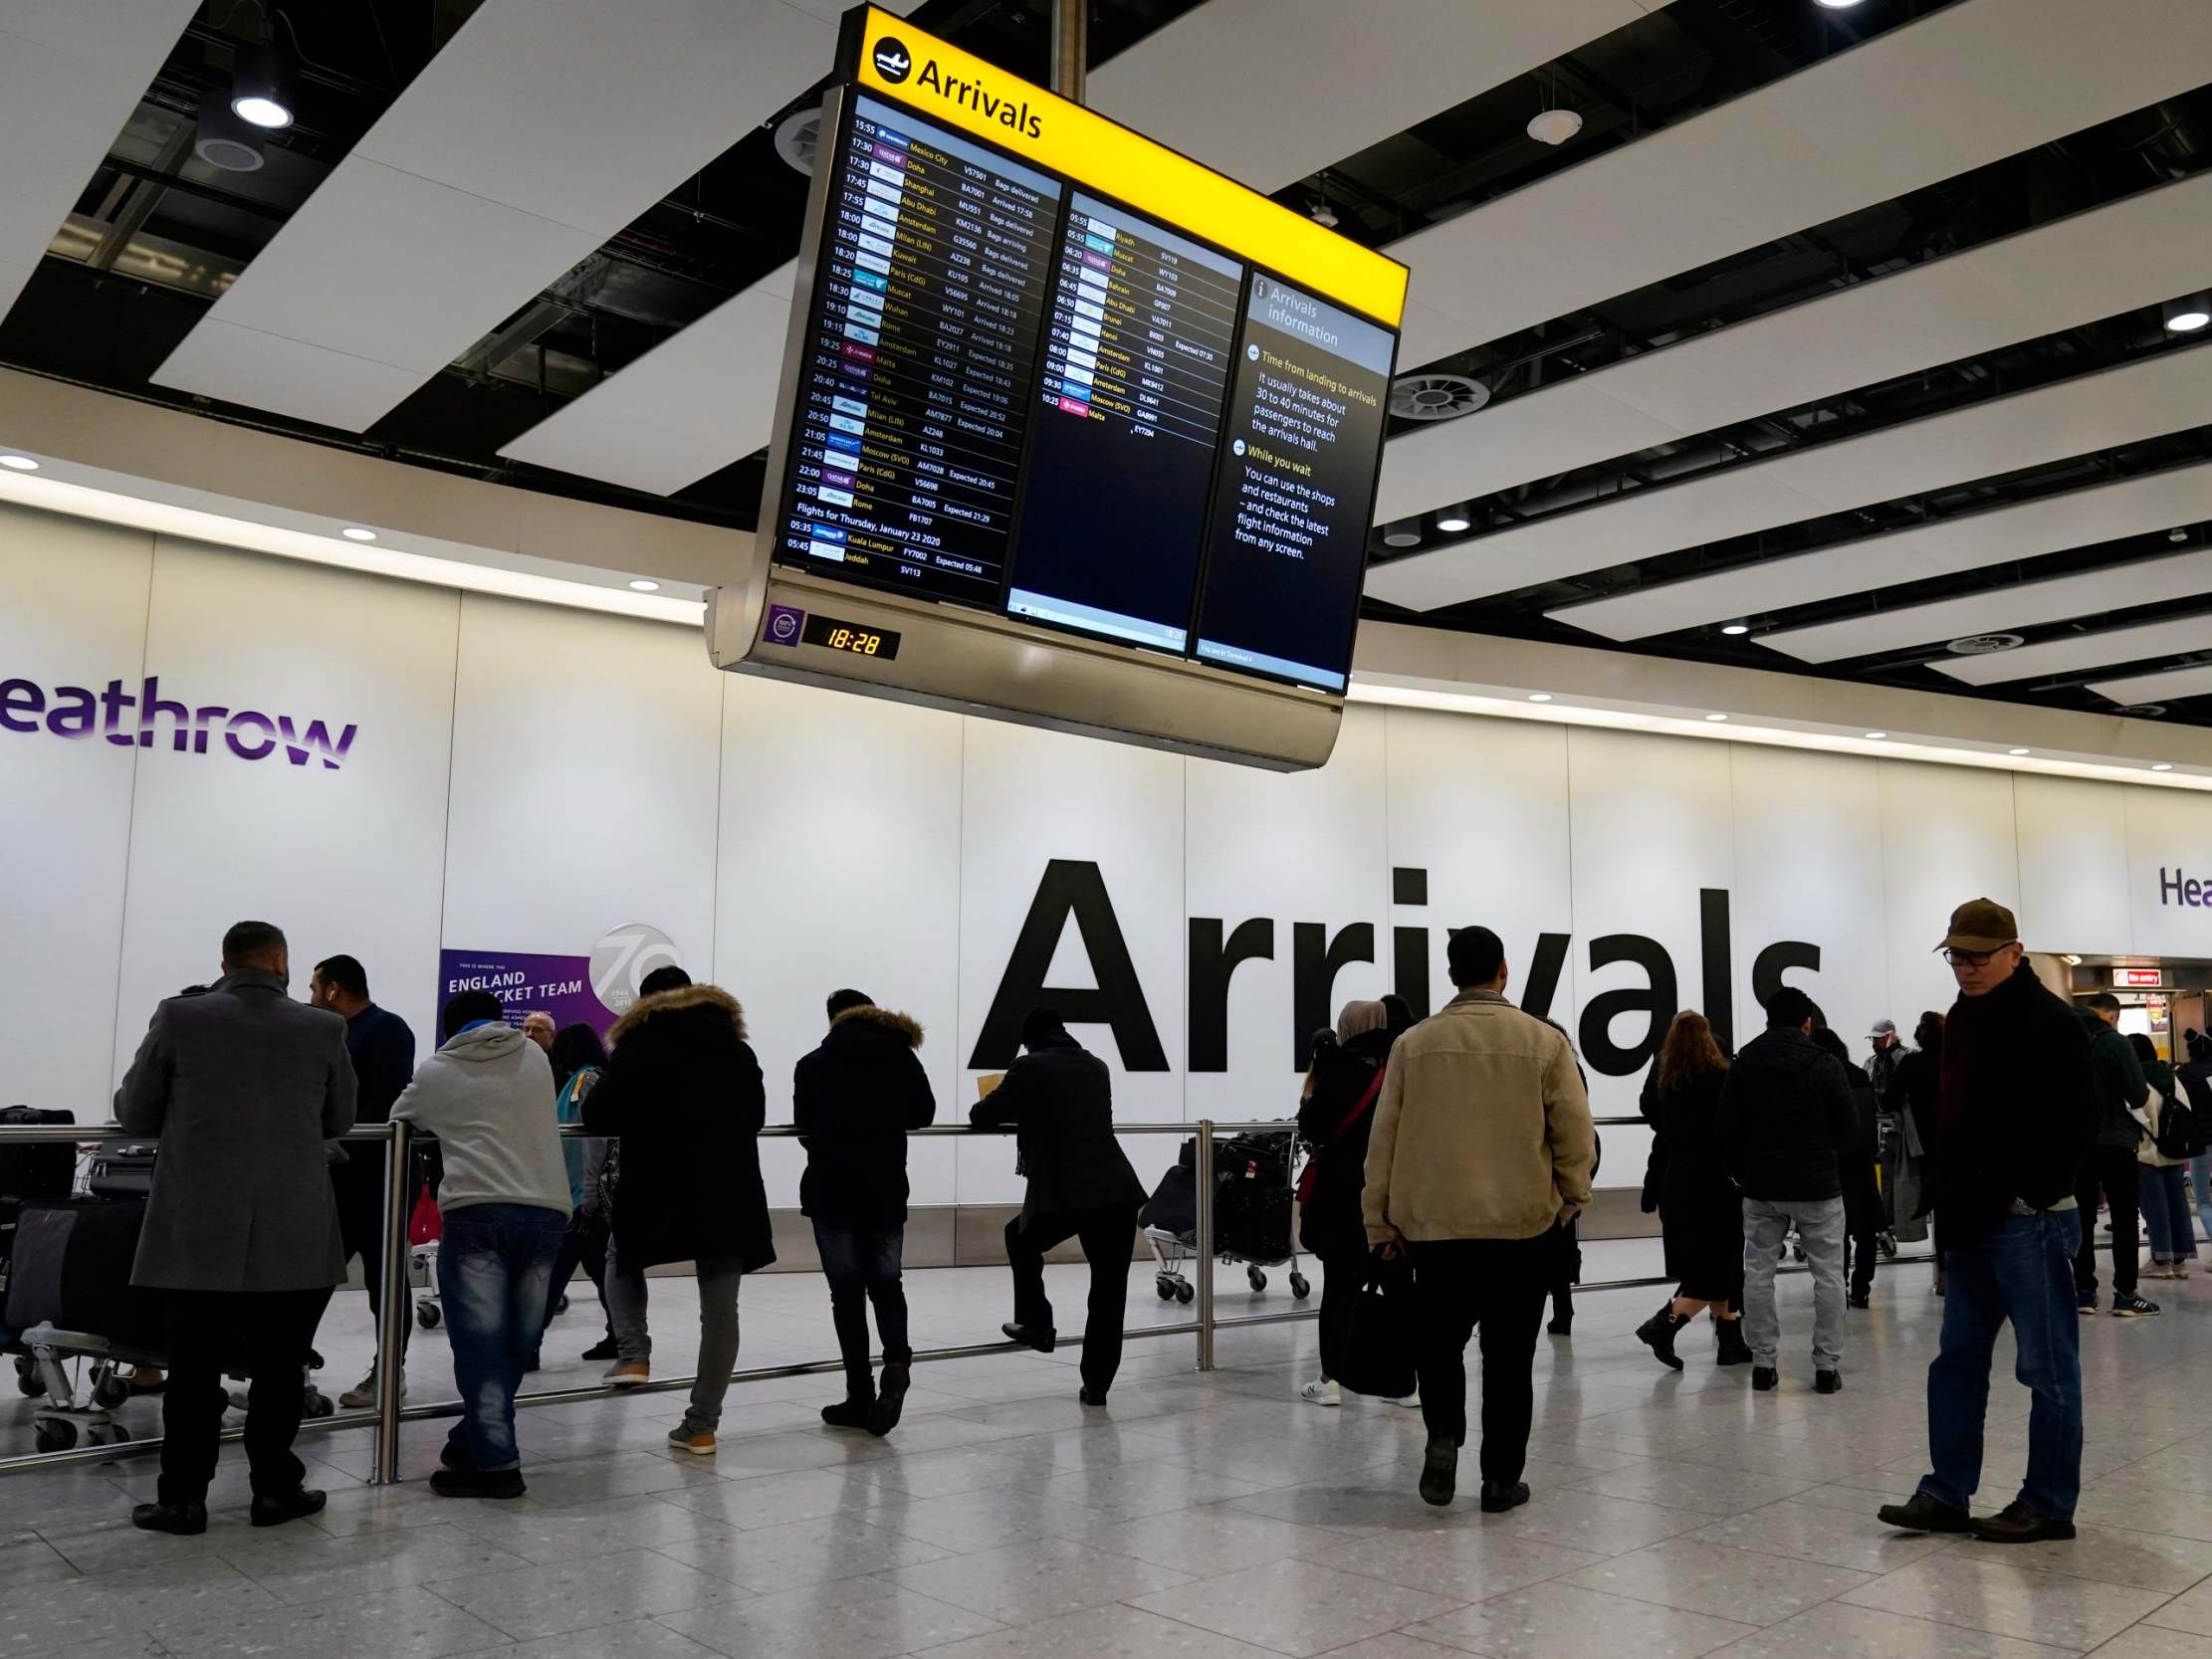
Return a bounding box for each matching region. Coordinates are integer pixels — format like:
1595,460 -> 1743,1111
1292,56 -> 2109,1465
99,896 -> 2179,1544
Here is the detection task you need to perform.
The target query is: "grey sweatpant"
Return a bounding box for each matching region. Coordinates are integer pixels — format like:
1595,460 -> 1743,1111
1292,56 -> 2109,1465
1741,1195 -> 1846,1371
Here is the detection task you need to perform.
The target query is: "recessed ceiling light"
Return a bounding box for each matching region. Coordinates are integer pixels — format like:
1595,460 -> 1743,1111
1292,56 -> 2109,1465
0,454 -> 38,472
2009,747 -> 2032,756
339,525 -> 376,541
628,579 -> 662,592
228,42 -> 295,130
1525,108 -> 1583,146
1436,502 -> 1472,533
1704,713 -> 1729,723
1864,731 -> 1887,740
1813,0 -> 1867,8
2165,295 -> 2212,334
2153,762 -> 2176,771
1527,693 -> 1553,703
1381,518 -> 1423,549
1720,622 -> 1751,636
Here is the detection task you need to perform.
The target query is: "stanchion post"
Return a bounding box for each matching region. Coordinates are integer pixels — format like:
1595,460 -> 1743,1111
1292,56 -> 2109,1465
1194,1120 -> 1216,1372
372,1120 -> 411,1486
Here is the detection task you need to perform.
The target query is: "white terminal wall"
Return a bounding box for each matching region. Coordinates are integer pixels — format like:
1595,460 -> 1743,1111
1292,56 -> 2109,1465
11,501 -> 2212,1200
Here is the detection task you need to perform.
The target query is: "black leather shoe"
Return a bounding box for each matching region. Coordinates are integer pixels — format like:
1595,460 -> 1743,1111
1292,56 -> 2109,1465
1751,1366 -> 1779,1392
1078,1385 -> 1108,1407
1847,1294 -> 1871,1310
130,1501 -> 206,1537
1877,1492 -> 1971,1534
1420,1434 -> 1458,1507
1971,1500 -> 2076,1543
820,1393 -> 874,1429
1479,1480 -> 1530,1514
431,1467 -> 525,1500
1815,1369 -> 1843,1394
1001,1322 -> 1056,1354
249,1487 -> 326,1528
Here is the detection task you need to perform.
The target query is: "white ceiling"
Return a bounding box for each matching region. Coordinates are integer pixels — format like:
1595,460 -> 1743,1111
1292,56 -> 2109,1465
0,0 -> 199,322
1760,549 -> 2212,665
150,0 -> 840,433
494,0 -> 1666,499
2089,660 -> 2212,707
1937,612 -> 2212,687
1383,0 -> 2212,373
1378,169 -> 2212,524
1550,461 -> 2212,642
1368,341 -> 2212,612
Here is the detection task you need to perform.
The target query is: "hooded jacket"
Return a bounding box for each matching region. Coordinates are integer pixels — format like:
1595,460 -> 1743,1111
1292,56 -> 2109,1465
793,1005 -> 937,1227
2080,1010 -> 2150,1150
970,1026 -> 1146,1226
581,984 -> 774,1273
390,1022 -> 569,1218
1715,1026 -> 1857,1202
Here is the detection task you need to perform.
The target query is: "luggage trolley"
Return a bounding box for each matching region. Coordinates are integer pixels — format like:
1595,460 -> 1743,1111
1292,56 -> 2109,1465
1140,1131 -> 1311,1304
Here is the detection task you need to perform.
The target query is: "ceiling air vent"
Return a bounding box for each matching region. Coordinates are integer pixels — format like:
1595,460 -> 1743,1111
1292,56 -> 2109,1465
2127,705 -> 2170,719
774,104 -> 822,175
1390,373 -> 1490,422
1946,632 -> 2024,657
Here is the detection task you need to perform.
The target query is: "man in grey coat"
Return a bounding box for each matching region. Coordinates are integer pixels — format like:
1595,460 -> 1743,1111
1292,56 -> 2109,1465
115,921 -> 355,1536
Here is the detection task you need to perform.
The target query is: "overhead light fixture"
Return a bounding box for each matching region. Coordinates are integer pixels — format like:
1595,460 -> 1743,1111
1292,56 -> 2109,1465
1864,730 -> 1887,740
1527,693 -> 1553,704
1381,518 -> 1423,549
628,579 -> 662,592
1306,197 -> 1339,230
1436,502 -> 1472,534
1814,0 -> 1867,8
1704,713 -> 1729,723
2165,295 -> 2212,334
2009,746 -> 2032,755
228,41 -> 296,130
2173,528 -> 2193,543
1526,108 -> 1583,146
1720,622 -> 1751,637
2062,953 -> 2085,967
0,454 -> 39,472
339,525 -> 376,542
193,86 -> 266,172
2153,762 -> 2177,771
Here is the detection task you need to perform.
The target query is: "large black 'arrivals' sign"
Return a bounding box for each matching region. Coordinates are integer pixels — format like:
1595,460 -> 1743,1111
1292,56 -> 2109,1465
970,861 -> 1822,1075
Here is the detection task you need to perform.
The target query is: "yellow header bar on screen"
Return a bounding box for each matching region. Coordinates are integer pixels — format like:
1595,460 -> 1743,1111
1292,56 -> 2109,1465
850,6 -> 1407,329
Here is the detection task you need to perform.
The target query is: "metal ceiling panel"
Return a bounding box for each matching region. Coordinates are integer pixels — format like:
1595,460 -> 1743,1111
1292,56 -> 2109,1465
1368,342 -> 2212,612
1386,0 -> 2212,374
1379,171 -> 2212,522
2087,660 -> 2212,707
151,318 -> 430,434
1087,0 -> 1670,194
1937,612 -> 2212,687
150,0 -> 838,433
0,0 -> 198,322
1551,461 -> 2212,642
1761,551 -> 2212,665
498,262 -> 797,494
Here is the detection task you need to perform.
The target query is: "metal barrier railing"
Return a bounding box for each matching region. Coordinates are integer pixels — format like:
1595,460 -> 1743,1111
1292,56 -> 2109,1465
0,1113 -> 1939,1483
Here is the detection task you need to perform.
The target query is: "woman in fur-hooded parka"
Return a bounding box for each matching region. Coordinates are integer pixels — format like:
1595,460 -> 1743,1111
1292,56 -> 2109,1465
581,983 -> 775,1274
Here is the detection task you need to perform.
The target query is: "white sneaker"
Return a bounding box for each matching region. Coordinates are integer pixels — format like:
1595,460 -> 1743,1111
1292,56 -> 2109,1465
1299,1377 -> 1340,1406
338,1369 -> 404,1409
1388,1388 -> 1422,1408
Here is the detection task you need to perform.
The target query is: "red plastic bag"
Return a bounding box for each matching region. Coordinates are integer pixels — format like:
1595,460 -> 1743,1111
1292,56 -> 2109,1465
408,1185 -> 442,1246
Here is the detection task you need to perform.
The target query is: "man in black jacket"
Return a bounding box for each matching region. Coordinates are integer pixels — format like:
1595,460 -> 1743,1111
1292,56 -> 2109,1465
1716,986 -> 1857,1395
2074,992 -> 2155,1317
794,989 -> 936,1436
1880,899 -> 2096,1546
972,1008 -> 1148,1403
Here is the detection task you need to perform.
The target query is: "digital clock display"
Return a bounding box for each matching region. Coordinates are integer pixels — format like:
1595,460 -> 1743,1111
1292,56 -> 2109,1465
802,613 -> 902,660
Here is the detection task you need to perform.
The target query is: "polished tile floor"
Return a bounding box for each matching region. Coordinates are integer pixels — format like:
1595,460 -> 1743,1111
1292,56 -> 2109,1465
5,1246 -> 2212,1657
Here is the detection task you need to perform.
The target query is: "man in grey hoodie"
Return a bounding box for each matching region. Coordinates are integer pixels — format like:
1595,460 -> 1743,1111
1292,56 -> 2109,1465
392,990 -> 570,1498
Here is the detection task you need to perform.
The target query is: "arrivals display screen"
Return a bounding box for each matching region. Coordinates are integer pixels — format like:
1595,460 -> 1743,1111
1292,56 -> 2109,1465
761,7 -> 1407,693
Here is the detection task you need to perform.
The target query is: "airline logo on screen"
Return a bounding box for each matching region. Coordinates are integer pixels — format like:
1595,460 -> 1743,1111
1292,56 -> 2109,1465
0,674 -> 357,770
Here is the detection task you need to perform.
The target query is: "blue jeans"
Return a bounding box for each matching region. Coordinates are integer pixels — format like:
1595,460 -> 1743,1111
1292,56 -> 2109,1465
1920,1210 -> 2083,1523
812,1221 -> 909,1393
2192,1158 -> 2212,1242
2141,1163 -> 2198,1262
438,1203 -> 564,1473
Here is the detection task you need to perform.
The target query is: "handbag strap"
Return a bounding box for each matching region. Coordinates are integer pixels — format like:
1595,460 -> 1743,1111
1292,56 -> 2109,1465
1320,1067 -> 1387,1150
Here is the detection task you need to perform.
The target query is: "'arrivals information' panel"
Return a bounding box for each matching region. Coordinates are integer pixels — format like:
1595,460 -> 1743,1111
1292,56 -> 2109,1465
760,7 -> 1408,698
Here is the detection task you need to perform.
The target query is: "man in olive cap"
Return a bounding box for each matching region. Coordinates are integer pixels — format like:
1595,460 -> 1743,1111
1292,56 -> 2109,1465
1878,900 -> 2095,1546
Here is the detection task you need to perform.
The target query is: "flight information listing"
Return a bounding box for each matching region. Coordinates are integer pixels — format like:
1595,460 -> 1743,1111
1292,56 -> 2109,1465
1195,273 -> 1396,690
1005,192 -> 1244,652
776,93 -> 1061,603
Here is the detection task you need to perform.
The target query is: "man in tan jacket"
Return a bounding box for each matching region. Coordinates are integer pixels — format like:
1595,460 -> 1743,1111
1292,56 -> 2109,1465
1365,925 -> 1596,1512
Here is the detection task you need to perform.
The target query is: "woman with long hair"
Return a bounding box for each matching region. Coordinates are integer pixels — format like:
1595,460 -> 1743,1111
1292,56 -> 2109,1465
1296,998 -> 1406,1406
1636,1010 -> 1754,1369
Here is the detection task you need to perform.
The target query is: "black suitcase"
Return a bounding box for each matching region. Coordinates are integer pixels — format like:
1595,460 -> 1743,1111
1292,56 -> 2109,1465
0,1107 -> 76,1202
3,1198 -> 164,1350
88,1144 -> 158,1199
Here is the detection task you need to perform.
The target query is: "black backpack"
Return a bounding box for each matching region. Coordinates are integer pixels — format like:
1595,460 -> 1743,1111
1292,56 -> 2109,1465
2154,1088 -> 2198,1162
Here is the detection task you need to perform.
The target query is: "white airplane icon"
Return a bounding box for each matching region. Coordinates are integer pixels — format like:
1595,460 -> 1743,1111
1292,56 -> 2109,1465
878,49 -> 909,74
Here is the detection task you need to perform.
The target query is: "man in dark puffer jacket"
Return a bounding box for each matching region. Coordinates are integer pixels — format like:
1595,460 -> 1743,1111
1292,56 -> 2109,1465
1716,986 -> 1858,1396
795,989 -> 936,1436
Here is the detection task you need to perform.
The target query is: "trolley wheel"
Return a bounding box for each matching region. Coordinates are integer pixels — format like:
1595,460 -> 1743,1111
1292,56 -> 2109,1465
107,1423 -> 130,1445
305,1391 -> 335,1419
1155,1276 -> 1177,1302
1879,1235 -> 1898,1260
554,1292 -> 570,1316
1175,1280 -> 1195,1305
1289,1273 -> 1311,1299
33,1419 -> 76,1454
92,1373 -> 130,1410
15,1358 -> 43,1398
417,1303 -> 441,1330
1247,1267 -> 1266,1293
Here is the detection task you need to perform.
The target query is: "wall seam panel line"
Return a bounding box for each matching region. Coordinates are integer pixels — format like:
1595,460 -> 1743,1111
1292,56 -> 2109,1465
105,530 -> 159,1104
433,590 -> 465,1012
1877,760 -> 1895,1041
711,676 -> 728,988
